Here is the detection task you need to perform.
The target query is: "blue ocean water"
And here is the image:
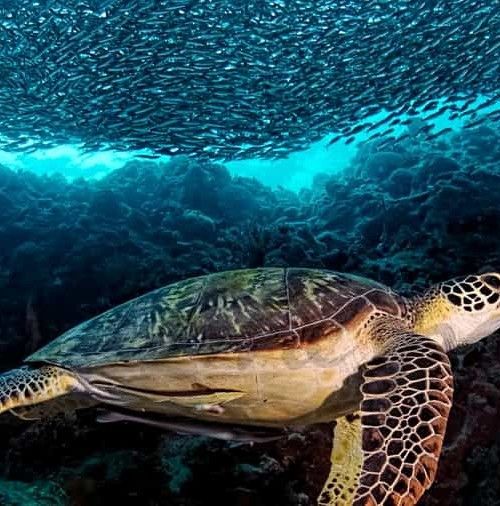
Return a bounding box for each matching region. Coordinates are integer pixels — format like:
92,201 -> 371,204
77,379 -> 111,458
0,1 -> 499,505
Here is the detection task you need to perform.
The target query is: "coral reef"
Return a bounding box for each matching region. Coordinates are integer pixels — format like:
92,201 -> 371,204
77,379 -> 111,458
0,123 -> 500,504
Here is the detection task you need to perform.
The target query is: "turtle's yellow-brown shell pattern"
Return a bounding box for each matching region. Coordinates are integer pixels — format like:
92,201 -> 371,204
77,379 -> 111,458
26,268 -> 404,369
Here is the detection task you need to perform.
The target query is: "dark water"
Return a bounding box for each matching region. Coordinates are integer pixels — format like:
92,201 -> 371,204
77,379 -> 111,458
0,1 -> 499,505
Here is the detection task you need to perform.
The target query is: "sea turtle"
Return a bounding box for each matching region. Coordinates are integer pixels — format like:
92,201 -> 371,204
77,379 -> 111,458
1,268 -> 500,505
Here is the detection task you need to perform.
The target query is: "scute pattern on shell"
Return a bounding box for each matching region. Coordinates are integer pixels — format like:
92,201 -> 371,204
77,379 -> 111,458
26,268 -> 405,368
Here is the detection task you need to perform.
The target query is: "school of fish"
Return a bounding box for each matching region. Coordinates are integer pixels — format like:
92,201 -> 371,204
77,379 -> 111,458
0,0 -> 498,159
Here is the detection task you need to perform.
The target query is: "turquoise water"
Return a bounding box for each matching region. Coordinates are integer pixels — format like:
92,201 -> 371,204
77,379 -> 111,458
1,94 -> 498,191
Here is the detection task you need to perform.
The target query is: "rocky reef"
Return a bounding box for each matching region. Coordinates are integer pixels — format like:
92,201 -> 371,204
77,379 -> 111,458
0,123 -> 499,505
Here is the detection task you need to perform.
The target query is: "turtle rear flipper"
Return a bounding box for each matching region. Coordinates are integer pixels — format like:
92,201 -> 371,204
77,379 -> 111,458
319,324 -> 453,506
318,414 -> 362,506
10,394 -> 97,420
0,366 -> 82,415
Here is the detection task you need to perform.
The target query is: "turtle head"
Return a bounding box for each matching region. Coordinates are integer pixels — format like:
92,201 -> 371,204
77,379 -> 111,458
412,273 -> 500,351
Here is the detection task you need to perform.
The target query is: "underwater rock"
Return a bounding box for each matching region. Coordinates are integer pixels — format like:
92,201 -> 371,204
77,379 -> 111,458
0,479 -> 67,506
386,168 -> 414,198
90,190 -> 126,220
182,163 -> 226,217
453,126 -> 500,163
218,183 -> 260,222
0,190 -> 13,214
417,155 -> 461,185
175,209 -> 216,242
362,151 -> 408,180
315,230 -> 347,254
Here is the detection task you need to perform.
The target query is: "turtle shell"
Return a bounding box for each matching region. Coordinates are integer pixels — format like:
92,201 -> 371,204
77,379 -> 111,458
26,268 -> 405,369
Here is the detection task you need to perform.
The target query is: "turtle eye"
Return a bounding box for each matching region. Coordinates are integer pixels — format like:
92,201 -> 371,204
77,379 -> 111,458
483,275 -> 500,290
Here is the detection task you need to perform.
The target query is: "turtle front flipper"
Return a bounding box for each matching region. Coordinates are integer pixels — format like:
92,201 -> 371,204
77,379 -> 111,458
355,331 -> 453,505
0,366 -> 82,415
318,328 -> 453,506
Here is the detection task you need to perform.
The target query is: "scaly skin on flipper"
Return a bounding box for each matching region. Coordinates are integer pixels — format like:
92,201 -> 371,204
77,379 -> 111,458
0,366 -> 80,415
353,321 -> 453,506
318,414 -> 362,506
